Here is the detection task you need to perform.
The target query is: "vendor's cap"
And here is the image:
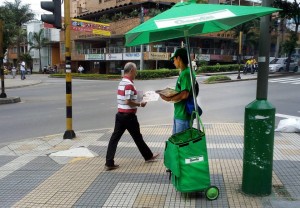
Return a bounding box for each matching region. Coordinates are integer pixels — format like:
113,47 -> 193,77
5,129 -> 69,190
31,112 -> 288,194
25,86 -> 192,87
170,48 -> 188,61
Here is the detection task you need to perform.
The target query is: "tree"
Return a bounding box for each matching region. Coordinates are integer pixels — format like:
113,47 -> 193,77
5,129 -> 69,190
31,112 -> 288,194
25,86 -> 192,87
28,29 -> 49,73
232,20 -> 260,59
273,0 -> 300,71
0,0 -> 35,63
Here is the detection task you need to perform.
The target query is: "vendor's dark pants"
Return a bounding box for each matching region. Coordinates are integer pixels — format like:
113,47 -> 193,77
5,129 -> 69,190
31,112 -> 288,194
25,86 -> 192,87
105,112 -> 153,166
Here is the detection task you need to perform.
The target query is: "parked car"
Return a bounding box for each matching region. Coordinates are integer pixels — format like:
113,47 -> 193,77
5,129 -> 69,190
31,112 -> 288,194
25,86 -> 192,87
269,58 -> 298,73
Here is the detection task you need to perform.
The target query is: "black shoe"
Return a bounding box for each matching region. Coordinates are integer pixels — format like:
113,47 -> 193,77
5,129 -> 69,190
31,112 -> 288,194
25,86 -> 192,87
145,153 -> 160,163
105,164 -> 119,171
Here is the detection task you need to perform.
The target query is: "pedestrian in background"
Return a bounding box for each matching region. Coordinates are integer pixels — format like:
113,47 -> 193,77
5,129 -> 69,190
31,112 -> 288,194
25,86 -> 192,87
192,58 -> 197,71
78,65 -> 84,73
105,62 -> 159,171
20,61 -> 26,80
159,48 -> 196,134
12,66 -> 17,78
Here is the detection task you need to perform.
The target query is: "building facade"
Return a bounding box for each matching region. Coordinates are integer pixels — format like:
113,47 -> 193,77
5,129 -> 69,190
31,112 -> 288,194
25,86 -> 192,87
63,0 -> 242,74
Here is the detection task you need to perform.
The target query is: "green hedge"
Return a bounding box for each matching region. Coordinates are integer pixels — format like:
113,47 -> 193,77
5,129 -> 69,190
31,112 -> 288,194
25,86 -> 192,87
197,64 -> 240,73
50,64 -> 239,80
136,69 -> 179,79
50,69 -> 179,80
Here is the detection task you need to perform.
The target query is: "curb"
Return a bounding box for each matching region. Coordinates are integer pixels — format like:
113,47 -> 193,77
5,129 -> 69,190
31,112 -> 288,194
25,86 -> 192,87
5,80 -> 42,89
0,97 -> 21,105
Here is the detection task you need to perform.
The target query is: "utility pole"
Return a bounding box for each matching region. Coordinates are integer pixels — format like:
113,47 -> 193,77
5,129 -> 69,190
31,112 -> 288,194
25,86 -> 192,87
0,20 -> 6,98
63,0 -> 76,139
237,31 -> 242,79
275,18 -> 281,58
139,6 -> 144,70
242,0 -> 275,196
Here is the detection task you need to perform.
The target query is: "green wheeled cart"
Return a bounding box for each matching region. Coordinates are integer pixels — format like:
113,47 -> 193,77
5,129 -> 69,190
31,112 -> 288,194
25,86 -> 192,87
164,112 -> 219,200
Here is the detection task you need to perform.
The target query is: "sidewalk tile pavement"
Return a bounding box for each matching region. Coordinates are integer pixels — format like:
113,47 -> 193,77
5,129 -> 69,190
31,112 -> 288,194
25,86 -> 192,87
0,124 -> 299,207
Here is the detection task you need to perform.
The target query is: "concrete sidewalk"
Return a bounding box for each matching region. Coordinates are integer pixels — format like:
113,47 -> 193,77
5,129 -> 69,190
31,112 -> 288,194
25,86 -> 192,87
1,74 -> 42,89
0,124 -> 299,207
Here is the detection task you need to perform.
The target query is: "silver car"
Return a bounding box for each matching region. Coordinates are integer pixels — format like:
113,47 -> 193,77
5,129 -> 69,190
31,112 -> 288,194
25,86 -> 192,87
269,58 -> 298,73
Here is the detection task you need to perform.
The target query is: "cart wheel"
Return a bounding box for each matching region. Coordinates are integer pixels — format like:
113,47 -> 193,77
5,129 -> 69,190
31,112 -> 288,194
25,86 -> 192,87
205,186 -> 219,200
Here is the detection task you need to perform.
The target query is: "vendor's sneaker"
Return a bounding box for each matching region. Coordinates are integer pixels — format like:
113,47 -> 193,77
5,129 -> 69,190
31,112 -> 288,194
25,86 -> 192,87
105,164 -> 119,171
145,153 -> 160,163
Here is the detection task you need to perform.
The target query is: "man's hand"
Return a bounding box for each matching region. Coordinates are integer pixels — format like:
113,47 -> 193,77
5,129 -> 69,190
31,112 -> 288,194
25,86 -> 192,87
140,101 -> 147,107
159,94 -> 171,102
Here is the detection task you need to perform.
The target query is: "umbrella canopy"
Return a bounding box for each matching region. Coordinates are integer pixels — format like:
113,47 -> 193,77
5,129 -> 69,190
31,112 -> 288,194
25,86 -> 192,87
125,1 -> 280,47
125,0 -> 280,130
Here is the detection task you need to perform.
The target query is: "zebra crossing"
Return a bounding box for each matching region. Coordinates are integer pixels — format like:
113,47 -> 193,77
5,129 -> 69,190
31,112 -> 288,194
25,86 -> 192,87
269,77 -> 300,84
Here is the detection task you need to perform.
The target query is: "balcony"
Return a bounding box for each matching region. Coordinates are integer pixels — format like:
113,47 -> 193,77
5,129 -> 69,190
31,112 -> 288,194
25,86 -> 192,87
72,46 -> 237,56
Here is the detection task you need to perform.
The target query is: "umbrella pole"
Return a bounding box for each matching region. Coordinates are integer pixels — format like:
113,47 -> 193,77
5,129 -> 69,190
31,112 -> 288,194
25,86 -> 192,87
185,35 -> 200,131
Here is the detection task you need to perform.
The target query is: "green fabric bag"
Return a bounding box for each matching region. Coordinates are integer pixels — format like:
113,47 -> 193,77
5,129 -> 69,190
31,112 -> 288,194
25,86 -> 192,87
164,112 -> 211,193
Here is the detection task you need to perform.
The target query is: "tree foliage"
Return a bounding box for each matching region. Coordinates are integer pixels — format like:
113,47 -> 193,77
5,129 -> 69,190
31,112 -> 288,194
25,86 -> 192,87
0,0 -> 35,61
231,20 -> 260,57
274,0 -> 300,32
29,29 -> 49,72
273,0 -> 300,70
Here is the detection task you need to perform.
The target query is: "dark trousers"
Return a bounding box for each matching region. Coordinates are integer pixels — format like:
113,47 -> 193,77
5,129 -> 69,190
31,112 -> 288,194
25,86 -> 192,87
105,112 -> 153,166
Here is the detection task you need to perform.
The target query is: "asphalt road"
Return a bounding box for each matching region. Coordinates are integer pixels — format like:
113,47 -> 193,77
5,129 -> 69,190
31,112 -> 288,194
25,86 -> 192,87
1,75 -> 299,145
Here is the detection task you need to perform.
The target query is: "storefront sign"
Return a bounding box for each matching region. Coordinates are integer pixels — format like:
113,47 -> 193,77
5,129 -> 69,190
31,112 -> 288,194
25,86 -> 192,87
85,54 -> 105,60
123,53 -> 141,60
195,54 -> 210,61
106,53 -> 122,60
148,52 -> 169,60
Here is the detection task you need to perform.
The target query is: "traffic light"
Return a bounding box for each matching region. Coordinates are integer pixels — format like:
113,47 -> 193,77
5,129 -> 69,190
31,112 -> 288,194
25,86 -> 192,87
41,0 -> 62,29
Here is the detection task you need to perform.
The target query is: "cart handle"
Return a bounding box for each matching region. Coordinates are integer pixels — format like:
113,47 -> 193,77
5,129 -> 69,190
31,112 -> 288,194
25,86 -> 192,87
189,111 -> 205,134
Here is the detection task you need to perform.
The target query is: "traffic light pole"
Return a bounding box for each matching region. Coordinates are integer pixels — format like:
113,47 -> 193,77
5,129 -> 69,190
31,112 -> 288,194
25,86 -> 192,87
63,0 -> 75,139
242,0 -> 275,196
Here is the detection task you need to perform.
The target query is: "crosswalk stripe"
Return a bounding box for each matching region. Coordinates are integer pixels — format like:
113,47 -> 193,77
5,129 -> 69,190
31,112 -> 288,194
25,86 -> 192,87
269,80 -> 300,84
269,77 -> 300,84
270,78 -> 300,81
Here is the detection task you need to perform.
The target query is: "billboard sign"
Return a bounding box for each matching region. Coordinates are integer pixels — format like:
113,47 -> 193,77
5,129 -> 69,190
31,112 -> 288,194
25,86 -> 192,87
71,18 -> 111,36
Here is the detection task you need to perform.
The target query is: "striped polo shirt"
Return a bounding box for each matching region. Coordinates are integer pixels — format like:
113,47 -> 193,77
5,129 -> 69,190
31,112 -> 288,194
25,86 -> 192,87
117,76 -> 137,113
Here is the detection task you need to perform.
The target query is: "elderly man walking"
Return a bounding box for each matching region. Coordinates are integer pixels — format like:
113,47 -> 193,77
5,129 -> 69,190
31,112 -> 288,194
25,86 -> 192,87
105,62 -> 159,171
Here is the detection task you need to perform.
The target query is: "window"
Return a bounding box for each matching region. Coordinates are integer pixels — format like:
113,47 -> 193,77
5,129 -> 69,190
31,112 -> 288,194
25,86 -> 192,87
99,0 -> 102,3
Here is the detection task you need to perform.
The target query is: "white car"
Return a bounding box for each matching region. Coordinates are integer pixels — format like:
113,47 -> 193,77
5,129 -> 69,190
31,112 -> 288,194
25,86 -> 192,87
269,58 -> 298,73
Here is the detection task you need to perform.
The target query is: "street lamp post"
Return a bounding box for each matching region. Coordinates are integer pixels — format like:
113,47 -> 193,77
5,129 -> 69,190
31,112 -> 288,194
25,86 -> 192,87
237,31 -> 243,79
0,20 -> 7,98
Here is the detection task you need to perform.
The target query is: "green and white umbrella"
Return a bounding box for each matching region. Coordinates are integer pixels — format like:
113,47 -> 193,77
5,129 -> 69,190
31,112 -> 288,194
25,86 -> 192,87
125,0 -> 280,127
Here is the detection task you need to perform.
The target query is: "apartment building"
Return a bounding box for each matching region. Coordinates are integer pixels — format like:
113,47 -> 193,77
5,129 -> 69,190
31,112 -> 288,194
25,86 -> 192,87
6,0 -> 265,74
